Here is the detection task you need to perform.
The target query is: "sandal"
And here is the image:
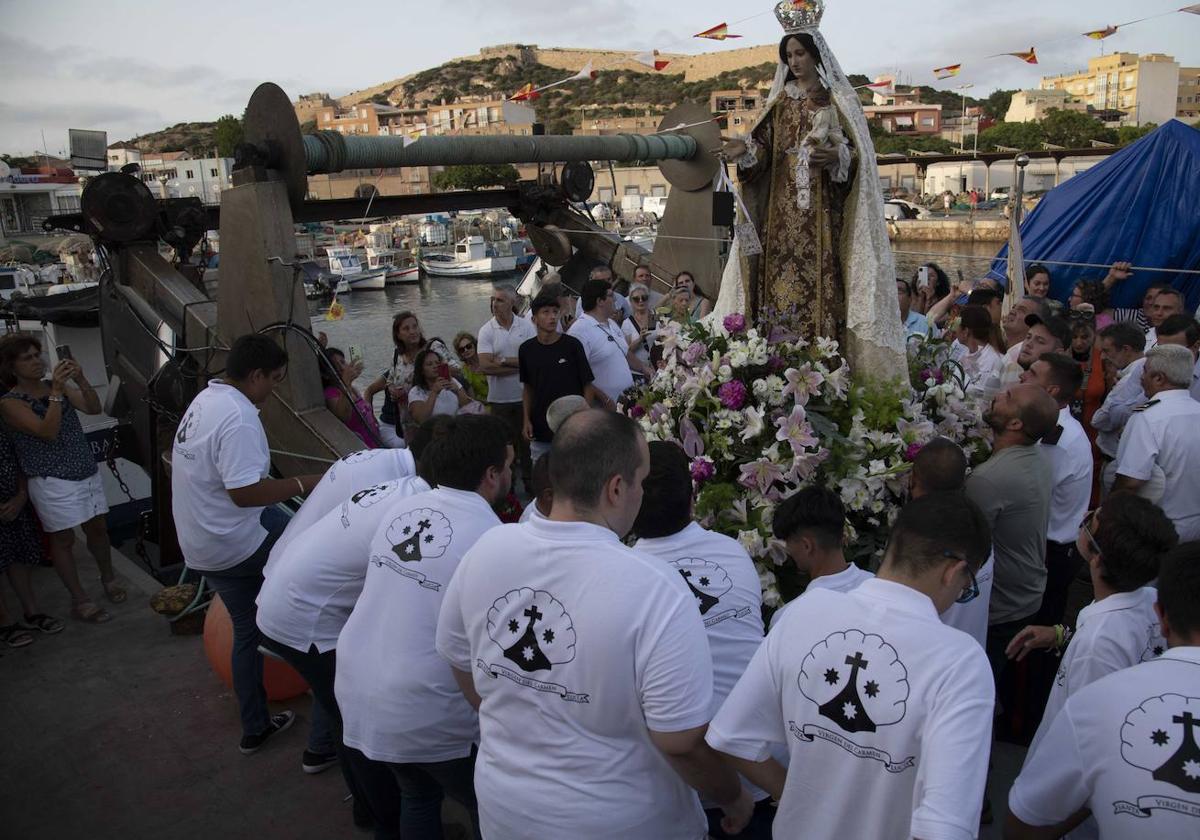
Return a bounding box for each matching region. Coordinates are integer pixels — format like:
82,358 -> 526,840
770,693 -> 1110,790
21,613 -> 64,634
101,578 -> 128,604
0,624 -> 35,648
71,602 -> 112,624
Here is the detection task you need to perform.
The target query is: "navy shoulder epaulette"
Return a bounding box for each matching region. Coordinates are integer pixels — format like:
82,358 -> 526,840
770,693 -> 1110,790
1132,399 -> 1160,413
1042,425 -> 1064,445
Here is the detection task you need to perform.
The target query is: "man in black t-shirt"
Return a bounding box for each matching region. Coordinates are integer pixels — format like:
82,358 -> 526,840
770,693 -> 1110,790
519,291 -> 605,463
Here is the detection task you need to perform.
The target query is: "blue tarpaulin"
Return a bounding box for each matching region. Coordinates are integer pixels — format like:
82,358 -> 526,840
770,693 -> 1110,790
988,120 -> 1200,312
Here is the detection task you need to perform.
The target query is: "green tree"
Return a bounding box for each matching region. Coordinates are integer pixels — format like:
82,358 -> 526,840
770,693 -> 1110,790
545,118 -> 574,136
981,89 -> 1017,121
432,164 -> 521,191
213,114 -> 244,158
1040,109 -> 1116,147
1116,123 -> 1157,145
977,121 -> 1046,151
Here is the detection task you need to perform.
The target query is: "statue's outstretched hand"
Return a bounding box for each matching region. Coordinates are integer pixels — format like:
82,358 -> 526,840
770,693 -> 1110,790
807,145 -> 839,168
718,135 -> 747,161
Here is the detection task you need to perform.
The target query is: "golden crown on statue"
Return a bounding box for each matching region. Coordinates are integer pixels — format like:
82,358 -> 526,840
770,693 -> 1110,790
774,0 -> 824,33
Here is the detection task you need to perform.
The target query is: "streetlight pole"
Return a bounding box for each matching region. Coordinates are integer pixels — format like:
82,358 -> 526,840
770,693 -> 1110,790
956,83 -> 974,151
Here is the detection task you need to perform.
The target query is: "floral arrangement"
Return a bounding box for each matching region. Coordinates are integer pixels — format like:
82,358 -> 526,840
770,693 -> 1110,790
623,313 -> 992,607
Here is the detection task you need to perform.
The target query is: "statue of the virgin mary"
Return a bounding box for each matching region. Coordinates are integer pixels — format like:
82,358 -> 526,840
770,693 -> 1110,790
713,0 -> 908,382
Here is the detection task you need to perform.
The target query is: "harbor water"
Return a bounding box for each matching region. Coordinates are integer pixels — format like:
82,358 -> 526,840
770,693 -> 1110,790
313,241 -> 1004,378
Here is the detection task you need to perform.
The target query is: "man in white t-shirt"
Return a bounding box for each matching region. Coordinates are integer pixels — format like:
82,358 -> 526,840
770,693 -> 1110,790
568,278 -> 652,403
170,334 -> 325,755
337,415 -> 513,839
707,492 -> 995,840
910,437 -> 995,649
1007,493 -> 1177,761
767,484 -> 873,632
1007,543 -> 1200,840
632,441 -> 769,839
477,284 -> 536,491
437,410 -> 753,839
1021,353 -> 1094,626
573,265 -> 633,324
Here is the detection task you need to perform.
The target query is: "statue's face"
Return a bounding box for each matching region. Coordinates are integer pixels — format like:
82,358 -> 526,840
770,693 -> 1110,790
785,38 -> 817,81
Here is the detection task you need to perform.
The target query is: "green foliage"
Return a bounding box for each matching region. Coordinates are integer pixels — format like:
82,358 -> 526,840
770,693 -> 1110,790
431,163 -> 520,191
1040,108 -> 1116,148
299,119 -> 317,134
977,120 -> 1046,151
545,118 -> 574,136
981,89 -> 1017,121
213,115 -> 244,158
872,134 -> 956,155
1117,123 -> 1157,145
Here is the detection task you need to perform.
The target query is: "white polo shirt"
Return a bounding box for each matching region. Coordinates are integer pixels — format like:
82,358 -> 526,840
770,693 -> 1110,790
436,517 -> 713,840
1116,389 -> 1200,540
707,579 -> 994,840
1039,407 -> 1094,544
336,486 -> 499,764
477,314 -> 536,404
939,554 -> 995,650
256,475 -> 430,654
568,313 -> 634,402
1029,586 -> 1165,753
1009,647 -> 1200,840
1092,357 -> 1146,458
767,563 -> 874,632
267,447 -> 415,572
171,380 -> 271,572
517,500 -> 547,524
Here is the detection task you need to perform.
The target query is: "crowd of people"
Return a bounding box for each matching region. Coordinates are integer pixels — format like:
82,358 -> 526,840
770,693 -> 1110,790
4,253 -> 1200,838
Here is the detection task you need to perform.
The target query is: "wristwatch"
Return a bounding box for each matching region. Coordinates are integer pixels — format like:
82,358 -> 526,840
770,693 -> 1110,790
48,395 -> 64,403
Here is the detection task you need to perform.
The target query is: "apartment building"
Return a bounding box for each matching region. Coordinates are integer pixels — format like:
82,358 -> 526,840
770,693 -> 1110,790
1040,53 -> 1181,126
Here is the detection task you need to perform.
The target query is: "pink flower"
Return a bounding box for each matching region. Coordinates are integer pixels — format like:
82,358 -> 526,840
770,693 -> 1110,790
782,364 -> 824,406
690,457 -> 715,483
683,342 -> 707,365
920,367 -> 944,384
628,404 -> 646,419
723,313 -> 747,334
904,442 -> 924,461
767,355 -> 786,372
717,380 -> 748,410
738,458 -> 786,497
775,405 -> 819,453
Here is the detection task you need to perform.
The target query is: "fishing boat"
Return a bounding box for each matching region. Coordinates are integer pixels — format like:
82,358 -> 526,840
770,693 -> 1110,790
326,245 -> 386,290
366,247 -> 420,284
299,261 -> 349,299
419,235 -> 526,278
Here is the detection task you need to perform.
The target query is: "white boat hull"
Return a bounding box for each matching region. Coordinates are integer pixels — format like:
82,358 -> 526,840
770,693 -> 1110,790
420,256 -> 518,277
345,269 -> 387,290
385,266 -> 421,284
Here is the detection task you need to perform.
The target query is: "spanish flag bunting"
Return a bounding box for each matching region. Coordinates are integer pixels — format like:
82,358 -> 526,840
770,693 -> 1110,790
568,61 -> 598,82
509,83 -> 540,102
933,64 -> 961,80
635,51 -> 671,71
1003,48 -> 1038,64
695,22 -> 741,40
1182,4 -> 1200,14
325,297 -> 345,321
1083,25 -> 1118,39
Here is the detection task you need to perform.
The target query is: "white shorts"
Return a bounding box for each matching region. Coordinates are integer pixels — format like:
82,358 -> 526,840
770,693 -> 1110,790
27,473 -> 109,533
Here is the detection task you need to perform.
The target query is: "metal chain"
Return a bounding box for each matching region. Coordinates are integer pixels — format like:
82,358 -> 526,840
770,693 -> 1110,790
102,427 -> 151,567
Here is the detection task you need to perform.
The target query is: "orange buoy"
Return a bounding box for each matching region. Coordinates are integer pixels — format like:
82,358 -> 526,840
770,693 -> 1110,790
202,594 -> 309,701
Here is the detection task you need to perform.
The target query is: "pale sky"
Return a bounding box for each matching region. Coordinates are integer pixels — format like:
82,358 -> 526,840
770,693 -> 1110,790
2,0 -> 1197,156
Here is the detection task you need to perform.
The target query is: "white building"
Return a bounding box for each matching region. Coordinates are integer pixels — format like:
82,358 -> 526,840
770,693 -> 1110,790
106,148 -> 234,203
1040,53 -> 1181,127
0,161 -> 83,237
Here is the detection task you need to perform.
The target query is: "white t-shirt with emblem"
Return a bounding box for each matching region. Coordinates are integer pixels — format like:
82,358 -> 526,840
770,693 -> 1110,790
1116,389 -> 1200,540
1039,408 -> 1095,544
436,517 -> 713,840
336,486 -> 500,764
768,563 -> 874,631
170,380 -> 272,572
267,448 -> 415,572
567,313 -> 634,402
707,579 -> 995,840
1029,586 -> 1166,755
256,475 -> 430,653
1009,647 -> 1200,840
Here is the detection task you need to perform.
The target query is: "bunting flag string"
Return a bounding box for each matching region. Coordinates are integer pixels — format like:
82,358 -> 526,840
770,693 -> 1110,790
694,22 -> 742,40
933,64 -> 961,80
1083,25 -> 1119,39
988,47 -> 1038,64
634,51 -> 672,71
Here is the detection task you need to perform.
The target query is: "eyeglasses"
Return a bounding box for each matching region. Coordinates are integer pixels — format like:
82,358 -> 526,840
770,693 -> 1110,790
1079,510 -> 1103,557
456,343 -> 474,353
1067,309 -> 1095,322
945,551 -> 980,604
630,295 -> 648,302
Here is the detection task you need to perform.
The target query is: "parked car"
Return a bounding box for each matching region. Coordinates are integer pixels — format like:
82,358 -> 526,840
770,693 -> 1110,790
883,199 -> 931,221
990,186 -> 1011,202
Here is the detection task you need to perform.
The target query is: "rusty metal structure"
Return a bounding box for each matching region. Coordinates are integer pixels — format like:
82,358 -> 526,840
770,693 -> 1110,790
44,83 -> 726,569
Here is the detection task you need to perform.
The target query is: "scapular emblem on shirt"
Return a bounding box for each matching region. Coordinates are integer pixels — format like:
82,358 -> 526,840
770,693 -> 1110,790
386,508 -> 452,563
329,448 -> 382,482
175,407 -> 201,445
478,587 -> 589,703
1141,622 -> 1168,662
340,481 -> 398,527
670,557 -> 751,627
1113,693 -> 1200,819
789,629 -> 915,773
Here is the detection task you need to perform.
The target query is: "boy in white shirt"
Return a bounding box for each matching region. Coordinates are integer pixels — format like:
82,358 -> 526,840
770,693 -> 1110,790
1007,542 -> 1200,840
632,441 -> 769,839
437,410 -> 753,839
170,334 -> 325,755
707,492 -> 995,840
336,415 -> 514,840
1006,492 -> 1178,758
767,485 -> 873,631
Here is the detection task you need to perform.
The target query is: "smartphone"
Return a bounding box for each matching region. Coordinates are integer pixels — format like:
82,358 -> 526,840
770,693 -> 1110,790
916,266 -> 930,289
348,345 -> 363,367
437,362 -> 451,381
55,344 -> 73,362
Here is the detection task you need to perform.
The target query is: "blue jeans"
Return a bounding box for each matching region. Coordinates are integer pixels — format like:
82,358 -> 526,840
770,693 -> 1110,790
202,506 -> 316,739
388,748 -> 481,840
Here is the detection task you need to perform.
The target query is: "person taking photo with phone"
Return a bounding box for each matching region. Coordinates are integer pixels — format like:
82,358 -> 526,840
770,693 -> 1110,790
408,349 -> 473,423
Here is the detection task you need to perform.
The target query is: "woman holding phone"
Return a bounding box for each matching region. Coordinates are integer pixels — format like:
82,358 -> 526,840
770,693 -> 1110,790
407,350 -> 473,423
364,311 -> 456,446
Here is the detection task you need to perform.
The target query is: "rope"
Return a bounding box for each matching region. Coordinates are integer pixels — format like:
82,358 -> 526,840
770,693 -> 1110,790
894,249 -> 1200,276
